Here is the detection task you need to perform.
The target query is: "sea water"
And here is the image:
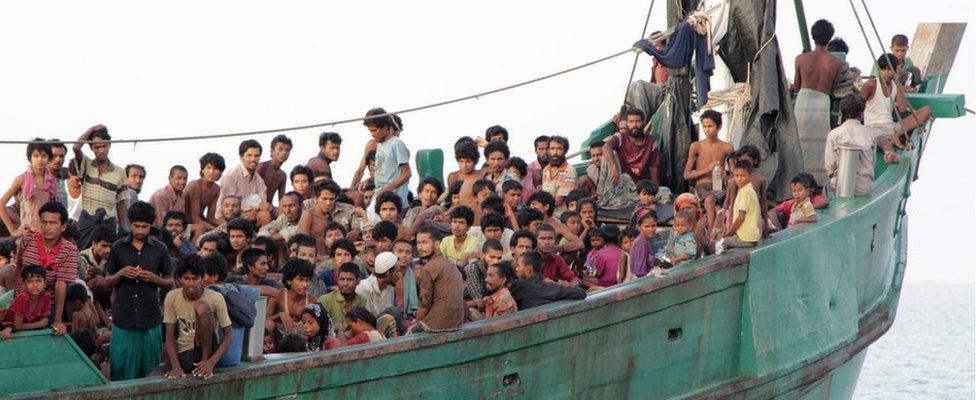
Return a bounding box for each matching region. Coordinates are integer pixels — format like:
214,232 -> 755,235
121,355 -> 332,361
855,283 -> 975,399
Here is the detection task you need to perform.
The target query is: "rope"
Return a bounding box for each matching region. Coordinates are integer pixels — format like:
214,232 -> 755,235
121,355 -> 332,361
702,33 -> 777,142
848,0 -> 907,125
860,0 -> 915,123
622,0 -> 658,106
3,47 -> 639,146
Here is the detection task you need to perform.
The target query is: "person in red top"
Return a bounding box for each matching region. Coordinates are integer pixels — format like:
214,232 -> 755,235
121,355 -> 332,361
769,172 -> 830,230
1,265 -> 52,339
15,201 -> 77,336
535,224 -> 579,287
605,108 -> 660,185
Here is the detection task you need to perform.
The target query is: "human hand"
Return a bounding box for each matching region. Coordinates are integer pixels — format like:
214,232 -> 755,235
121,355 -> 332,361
192,359 -> 216,379
51,322 -> 67,336
166,366 -> 186,379
0,327 -> 11,340
136,268 -> 159,284
279,312 -> 295,332
610,168 -> 620,185
475,137 -> 488,148
118,266 -> 140,279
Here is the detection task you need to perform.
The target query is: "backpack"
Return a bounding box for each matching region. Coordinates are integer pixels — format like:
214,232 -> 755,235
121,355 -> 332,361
211,284 -> 257,329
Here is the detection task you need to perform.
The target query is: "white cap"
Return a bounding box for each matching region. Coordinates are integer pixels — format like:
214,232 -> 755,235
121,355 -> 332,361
374,252 -> 398,275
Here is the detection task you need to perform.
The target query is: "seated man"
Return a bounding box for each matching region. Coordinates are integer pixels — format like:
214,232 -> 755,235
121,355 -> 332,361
509,250 -> 586,310
149,165 -> 189,226
871,34 -> 923,91
447,139 -> 480,190
306,132 -> 342,182
318,262 -> 366,333
256,135 -> 292,203
297,180 -> 342,255
258,191 -> 302,242
540,135 -> 576,208
482,141 -> 518,194
413,226 -> 464,333
373,191 -> 412,241
163,211 -> 197,258
468,260 -> 518,321
462,239 -> 505,301
605,108 -> 659,184
860,53 -> 931,151
440,206 -> 478,265
792,19 -> 844,183
217,140 -> 270,221
200,253 -> 260,367
226,247 -> 283,292
161,255 -> 234,379
224,218 -> 255,272
825,94 -> 900,196
185,153 -> 225,240
535,224 -> 580,287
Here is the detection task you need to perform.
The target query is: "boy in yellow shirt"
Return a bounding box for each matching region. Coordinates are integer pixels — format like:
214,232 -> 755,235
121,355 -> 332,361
721,161 -> 761,248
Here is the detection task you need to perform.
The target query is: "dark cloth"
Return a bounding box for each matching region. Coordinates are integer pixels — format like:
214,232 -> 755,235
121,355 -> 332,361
416,255 -> 464,332
76,209 -> 118,251
105,236 -> 173,329
715,0 -> 803,201
509,275 -> 586,310
635,21 -> 715,108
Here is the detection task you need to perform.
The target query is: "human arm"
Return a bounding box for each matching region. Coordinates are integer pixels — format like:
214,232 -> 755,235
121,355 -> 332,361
73,124 -> 105,160
51,280 -> 68,335
193,326 -> 233,378
603,136 -> 622,185
14,313 -> 49,331
725,210 -> 747,236
550,220 -> 583,253
683,144 -> 717,181
377,164 -> 411,197
350,140 -> 378,188
163,322 -> 184,378
415,267 -> 433,322
616,255 -> 629,284
859,78 -> 876,101
0,176 -> 24,235
791,57 -> 802,94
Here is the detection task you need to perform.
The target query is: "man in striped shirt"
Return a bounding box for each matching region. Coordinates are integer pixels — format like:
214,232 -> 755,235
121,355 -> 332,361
72,124 -> 128,228
15,201 -> 78,336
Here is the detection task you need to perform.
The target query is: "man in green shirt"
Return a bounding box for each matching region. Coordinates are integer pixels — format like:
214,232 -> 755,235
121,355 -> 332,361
318,262 -> 365,332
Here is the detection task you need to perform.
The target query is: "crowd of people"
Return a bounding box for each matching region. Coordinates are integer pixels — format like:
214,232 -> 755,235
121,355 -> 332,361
0,18 -> 926,383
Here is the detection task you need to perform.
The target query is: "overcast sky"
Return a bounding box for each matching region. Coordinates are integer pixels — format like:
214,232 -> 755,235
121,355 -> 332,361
1,1 -> 972,283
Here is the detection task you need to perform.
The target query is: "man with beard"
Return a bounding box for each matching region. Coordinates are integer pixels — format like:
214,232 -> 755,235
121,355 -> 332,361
318,262 -> 366,332
217,140 -> 267,221
605,108 -> 660,185
540,136 -> 576,208
150,165 -> 189,226
307,132 -> 342,181
526,135 -> 550,190
412,225 -> 464,333
161,254 -> 234,379
258,191 -> 302,242
256,135 -> 293,203
469,260 -> 518,320
482,141 -> 517,194
104,201 -> 174,380
47,139 -> 69,207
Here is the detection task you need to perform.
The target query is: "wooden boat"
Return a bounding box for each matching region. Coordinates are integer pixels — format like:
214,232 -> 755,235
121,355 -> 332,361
0,9 -> 968,400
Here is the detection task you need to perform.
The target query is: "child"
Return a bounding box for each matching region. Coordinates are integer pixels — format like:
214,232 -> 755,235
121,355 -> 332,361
720,161 -> 762,249
770,173 -> 828,230
0,238 -> 15,267
65,283 -> 111,347
629,180 -> 659,228
684,110 -> 733,233
657,211 -> 698,266
162,255 -> 234,379
0,139 -> 57,236
674,193 -> 713,256
447,139 -> 480,189
0,265 -> 50,340
617,228 -> 637,283
265,259 -> 316,340
300,303 -> 337,352
721,146 -> 769,237
629,212 -> 659,278
785,175 -> 818,227
582,225 -> 625,290
342,306 -> 386,345
558,210 -> 584,272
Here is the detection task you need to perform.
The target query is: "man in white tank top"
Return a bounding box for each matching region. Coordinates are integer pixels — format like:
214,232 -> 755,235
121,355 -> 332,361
859,53 -> 932,151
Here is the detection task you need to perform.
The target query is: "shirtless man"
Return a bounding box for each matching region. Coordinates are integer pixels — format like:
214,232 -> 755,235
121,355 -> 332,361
307,132 -> 341,181
447,140 -> 481,189
297,180 -> 341,255
256,135 -> 292,204
185,153 -> 225,240
860,53 -> 931,154
792,19 -> 844,184
683,110 -> 733,232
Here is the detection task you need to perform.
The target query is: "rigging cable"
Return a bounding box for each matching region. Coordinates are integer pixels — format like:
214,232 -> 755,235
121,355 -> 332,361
622,0 -> 658,107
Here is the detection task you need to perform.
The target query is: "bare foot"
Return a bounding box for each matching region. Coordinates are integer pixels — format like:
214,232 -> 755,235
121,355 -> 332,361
883,151 -> 901,164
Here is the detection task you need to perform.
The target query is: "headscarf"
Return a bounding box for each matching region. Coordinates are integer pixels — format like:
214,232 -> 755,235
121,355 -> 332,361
301,303 -> 334,352
673,193 -> 701,219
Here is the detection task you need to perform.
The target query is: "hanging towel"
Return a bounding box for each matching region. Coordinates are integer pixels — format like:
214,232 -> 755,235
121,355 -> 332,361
635,21 -> 715,108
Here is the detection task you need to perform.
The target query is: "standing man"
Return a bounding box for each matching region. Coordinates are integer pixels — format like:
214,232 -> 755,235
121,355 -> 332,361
124,164 -> 146,211
217,140 -> 267,221
257,135 -> 292,204
792,19 -> 844,184
362,108 -> 411,213
47,139 -> 69,207
307,132 -> 342,181
413,226 -> 464,333
104,201 -> 174,380
15,201 -> 78,336
149,165 -> 189,226
72,124 -> 129,228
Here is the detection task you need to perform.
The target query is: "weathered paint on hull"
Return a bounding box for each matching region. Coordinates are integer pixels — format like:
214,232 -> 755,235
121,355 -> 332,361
16,141 -> 914,399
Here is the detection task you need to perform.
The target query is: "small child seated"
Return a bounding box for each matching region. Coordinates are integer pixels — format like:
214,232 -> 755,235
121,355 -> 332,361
617,228 -> 637,283
656,211 -> 698,266
770,173 -> 827,230
340,306 -> 386,346
582,225 -> 625,290
629,180 -> 659,228
65,283 -> 111,347
1,265 -> 51,340
720,161 -> 762,250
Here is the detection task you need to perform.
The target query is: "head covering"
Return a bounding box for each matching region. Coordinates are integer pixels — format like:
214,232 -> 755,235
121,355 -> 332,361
673,193 -> 701,219
374,252 -> 397,275
241,194 -> 263,211
301,303 -> 334,352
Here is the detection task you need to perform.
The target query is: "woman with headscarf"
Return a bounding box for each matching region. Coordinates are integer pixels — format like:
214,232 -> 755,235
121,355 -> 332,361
300,303 -> 336,352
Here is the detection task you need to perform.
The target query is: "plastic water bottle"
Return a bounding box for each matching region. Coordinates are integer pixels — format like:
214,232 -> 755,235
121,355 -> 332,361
712,165 -> 723,192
